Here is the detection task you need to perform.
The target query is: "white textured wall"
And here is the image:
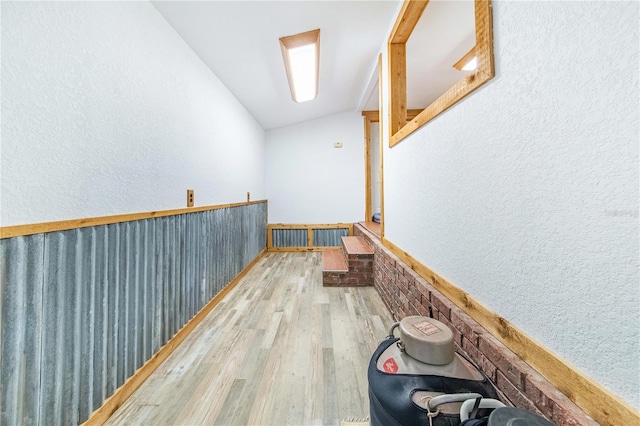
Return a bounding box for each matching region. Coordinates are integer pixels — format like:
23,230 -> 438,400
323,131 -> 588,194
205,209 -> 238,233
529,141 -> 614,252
382,1 -> 639,408
1,1 -> 265,226
266,111 -> 364,223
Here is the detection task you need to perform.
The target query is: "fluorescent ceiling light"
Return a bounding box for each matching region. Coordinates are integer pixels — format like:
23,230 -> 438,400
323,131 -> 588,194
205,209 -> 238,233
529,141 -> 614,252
453,46 -> 477,72
279,29 -> 320,103
461,57 -> 477,71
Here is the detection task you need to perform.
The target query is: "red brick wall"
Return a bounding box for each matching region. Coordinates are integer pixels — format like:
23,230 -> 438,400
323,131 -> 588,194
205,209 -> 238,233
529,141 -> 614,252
354,224 -> 598,426
322,248 -> 374,287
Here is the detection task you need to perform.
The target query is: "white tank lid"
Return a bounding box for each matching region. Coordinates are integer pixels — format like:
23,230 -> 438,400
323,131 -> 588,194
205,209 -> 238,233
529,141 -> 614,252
399,316 -> 455,365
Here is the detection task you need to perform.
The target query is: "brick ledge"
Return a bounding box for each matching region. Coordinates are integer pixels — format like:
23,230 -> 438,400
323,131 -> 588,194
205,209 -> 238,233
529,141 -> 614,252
354,223 -> 600,426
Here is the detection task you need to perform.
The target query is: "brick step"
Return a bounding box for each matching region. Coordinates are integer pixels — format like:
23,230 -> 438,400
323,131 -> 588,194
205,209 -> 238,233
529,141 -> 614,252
323,236 -> 373,287
342,236 -> 374,259
322,248 -> 348,272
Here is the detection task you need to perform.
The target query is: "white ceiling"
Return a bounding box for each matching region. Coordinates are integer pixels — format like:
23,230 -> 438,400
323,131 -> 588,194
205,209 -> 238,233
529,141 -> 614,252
152,0 -> 401,130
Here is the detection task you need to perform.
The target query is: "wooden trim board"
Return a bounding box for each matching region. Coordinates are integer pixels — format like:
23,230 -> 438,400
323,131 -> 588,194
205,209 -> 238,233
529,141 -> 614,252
389,0 -> 429,44
267,223 -> 353,230
364,112 -> 373,222
268,247 -> 336,253
381,237 -> 639,426
388,41 -> 407,136
362,109 -> 422,124
307,228 -> 314,247
377,55 -> 386,240
0,200 -> 268,239
82,248 -> 268,426
361,110 -> 380,122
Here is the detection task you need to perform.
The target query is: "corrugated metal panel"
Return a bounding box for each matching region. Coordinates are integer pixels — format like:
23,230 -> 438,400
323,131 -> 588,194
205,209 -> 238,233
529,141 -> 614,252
312,228 -> 349,247
0,234 -> 45,426
0,202 -> 266,425
271,229 -> 307,248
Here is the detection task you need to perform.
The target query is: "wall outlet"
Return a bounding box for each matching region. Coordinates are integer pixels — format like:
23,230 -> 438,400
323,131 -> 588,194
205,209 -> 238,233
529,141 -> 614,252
334,142 -> 343,148
187,189 -> 194,207
247,192 -> 251,202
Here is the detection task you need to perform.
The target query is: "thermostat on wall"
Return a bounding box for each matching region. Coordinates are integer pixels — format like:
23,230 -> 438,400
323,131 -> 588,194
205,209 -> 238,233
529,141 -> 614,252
334,142 -> 343,148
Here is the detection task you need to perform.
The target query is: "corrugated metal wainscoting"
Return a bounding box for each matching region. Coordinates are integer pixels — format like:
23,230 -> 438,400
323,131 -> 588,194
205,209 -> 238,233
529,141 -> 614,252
271,228 -> 349,248
312,228 -> 349,247
271,229 -> 308,248
0,202 -> 267,425
267,224 -> 352,251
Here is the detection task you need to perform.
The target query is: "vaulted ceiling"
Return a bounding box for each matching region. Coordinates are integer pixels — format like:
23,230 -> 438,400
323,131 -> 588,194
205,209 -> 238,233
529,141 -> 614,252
152,1 -> 401,130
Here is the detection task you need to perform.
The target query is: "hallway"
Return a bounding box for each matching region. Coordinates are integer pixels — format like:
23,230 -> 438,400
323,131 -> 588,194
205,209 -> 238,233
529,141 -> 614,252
106,252 -> 393,425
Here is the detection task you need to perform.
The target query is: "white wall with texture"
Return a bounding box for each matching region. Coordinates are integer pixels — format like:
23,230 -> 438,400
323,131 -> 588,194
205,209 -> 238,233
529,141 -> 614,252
265,111 -> 364,224
381,0 -> 639,409
1,1 -> 265,226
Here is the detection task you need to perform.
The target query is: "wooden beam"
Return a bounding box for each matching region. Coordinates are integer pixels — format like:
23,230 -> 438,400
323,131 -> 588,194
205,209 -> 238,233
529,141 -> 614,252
475,0 -> 495,79
388,42 -> 407,137
390,71 -> 485,146
382,237 -> 640,426
362,109 -> 421,124
364,114 -> 372,222
389,0 -> 430,44
361,110 -> 379,121
267,223 -> 352,230
267,247 -> 335,253
267,225 -> 274,250
0,200 -> 268,239
406,109 -> 423,121
377,54 -> 386,239
307,228 -> 314,248
82,248 -> 268,425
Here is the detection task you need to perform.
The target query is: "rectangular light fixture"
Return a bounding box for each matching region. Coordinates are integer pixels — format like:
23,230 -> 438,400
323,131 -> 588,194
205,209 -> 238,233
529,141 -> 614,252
279,29 -> 320,103
453,46 -> 477,72
461,57 -> 477,71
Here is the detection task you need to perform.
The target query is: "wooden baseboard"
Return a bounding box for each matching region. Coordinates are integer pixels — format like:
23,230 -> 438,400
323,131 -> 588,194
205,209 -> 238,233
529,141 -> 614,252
267,247 -> 337,252
382,237 -> 639,426
82,248 -> 268,426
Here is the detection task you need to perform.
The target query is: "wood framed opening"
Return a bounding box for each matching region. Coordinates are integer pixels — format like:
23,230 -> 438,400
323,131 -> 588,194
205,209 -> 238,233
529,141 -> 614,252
388,0 -> 495,147
362,58 -> 425,237
362,56 -> 385,237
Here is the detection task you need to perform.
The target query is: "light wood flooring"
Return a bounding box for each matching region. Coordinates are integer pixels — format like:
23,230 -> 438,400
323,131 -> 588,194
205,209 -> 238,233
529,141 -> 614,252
106,252 -> 394,426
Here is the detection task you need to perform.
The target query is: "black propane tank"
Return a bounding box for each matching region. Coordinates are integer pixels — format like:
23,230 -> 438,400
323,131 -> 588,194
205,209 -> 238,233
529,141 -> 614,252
368,316 -> 499,426
487,407 -> 556,426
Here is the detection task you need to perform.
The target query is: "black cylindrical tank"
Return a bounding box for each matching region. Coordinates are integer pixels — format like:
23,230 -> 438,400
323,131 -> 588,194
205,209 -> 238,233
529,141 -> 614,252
488,407 -> 555,426
368,316 -> 499,426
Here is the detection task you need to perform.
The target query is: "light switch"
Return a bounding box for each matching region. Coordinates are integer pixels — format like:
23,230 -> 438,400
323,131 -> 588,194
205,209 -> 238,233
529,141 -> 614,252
334,142 -> 343,148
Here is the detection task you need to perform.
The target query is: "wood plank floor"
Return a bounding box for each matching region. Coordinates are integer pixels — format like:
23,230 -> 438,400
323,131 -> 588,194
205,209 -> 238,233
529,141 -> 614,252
106,252 -> 394,426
